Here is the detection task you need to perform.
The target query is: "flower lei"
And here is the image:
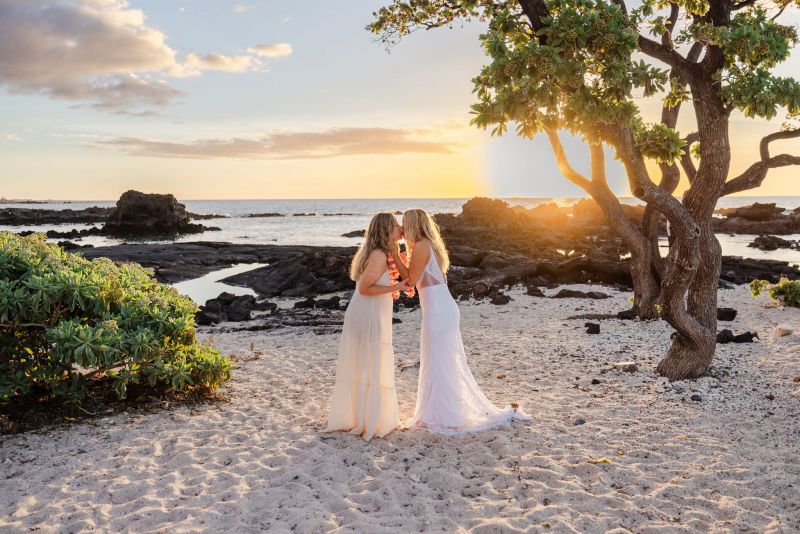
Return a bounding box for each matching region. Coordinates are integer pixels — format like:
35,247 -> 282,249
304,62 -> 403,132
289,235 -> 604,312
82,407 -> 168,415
388,254 -> 416,301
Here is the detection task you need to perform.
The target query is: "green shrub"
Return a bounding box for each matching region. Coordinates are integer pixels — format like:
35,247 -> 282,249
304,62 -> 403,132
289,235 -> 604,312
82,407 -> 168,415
0,232 -> 230,402
750,277 -> 800,307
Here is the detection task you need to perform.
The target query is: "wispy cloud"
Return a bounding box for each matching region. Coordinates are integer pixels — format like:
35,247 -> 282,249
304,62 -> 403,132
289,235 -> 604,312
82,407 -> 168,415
0,1 -> 287,111
248,43 -> 293,59
183,52 -> 261,75
1,133 -> 22,142
88,127 -> 461,160
233,4 -> 253,13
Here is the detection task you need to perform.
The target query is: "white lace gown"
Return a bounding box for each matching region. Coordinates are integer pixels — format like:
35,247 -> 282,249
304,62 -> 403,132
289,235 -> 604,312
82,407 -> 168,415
325,270 -> 400,441
406,252 -> 531,435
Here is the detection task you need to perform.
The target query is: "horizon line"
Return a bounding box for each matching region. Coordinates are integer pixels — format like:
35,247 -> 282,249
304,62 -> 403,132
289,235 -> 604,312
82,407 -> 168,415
3,194 -> 798,203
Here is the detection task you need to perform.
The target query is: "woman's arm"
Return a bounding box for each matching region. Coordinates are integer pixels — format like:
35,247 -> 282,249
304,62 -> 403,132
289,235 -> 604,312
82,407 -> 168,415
404,240 -> 430,287
358,250 -> 401,296
391,243 -> 409,280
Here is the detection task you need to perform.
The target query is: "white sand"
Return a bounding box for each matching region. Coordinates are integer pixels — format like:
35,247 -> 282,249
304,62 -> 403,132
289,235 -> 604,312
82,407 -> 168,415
1,284 -> 799,533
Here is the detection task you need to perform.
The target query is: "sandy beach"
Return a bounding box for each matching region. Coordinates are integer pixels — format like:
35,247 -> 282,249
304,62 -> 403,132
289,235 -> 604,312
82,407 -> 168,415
1,283 -> 799,533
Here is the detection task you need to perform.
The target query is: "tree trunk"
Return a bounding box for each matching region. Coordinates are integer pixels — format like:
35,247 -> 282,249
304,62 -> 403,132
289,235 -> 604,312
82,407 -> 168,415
546,131 -> 661,319
655,79 -> 730,379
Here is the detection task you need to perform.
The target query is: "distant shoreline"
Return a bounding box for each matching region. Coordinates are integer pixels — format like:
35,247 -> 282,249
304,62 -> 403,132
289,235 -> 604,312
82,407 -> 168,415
4,194 -> 800,204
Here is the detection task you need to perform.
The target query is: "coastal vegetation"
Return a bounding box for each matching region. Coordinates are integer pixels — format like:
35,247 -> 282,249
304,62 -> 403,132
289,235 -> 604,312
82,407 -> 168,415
0,232 -> 230,405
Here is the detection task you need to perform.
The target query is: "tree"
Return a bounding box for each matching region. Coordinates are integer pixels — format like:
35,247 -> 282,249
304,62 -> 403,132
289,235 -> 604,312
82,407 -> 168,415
369,0 -> 800,379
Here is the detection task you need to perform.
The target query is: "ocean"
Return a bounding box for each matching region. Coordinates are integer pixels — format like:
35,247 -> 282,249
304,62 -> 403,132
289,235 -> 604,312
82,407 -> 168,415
3,197 -> 800,265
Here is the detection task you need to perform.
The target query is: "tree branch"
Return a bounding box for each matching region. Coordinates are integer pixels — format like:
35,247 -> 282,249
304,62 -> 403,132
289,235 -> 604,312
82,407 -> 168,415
732,0 -> 759,10
517,0 -> 549,45
722,129 -> 800,195
544,130 -> 593,190
662,4 -> 680,48
680,132 -> 699,183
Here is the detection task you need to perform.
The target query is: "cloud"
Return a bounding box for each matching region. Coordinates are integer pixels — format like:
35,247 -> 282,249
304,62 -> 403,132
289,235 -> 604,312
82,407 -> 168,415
88,127 -> 460,159
248,43 -> 293,59
233,4 -> 252,13
0,0 -> 284,111
1,133 -> 22,141
0,0 -> 185,109
183,52 -> 261,75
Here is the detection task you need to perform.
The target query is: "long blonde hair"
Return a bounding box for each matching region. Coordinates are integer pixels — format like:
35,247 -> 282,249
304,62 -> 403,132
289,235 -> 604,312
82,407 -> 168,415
349,212 -> 398,281
402,209 -> 450,273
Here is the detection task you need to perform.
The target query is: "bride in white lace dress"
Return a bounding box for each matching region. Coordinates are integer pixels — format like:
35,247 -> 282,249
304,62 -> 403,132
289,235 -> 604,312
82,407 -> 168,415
393,209 -> 530,435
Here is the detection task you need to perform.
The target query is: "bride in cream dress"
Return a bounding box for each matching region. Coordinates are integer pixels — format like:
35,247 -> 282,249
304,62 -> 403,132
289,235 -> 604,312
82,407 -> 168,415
324,212 -> 405,441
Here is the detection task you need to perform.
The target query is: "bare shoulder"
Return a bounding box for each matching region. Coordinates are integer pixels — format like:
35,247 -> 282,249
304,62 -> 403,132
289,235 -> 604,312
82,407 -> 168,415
365,249 -> 388,269
413,240 -> 432,258
368,249 -> 388,261
415,239 -> 432,251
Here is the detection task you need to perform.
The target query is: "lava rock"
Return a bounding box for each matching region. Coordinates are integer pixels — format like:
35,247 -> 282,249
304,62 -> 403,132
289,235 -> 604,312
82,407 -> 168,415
749,235 -> 795,251
733,331 -> 758,343
585,322 -> 600,334
716,329 -> 735,344
293,297 -> 317,309
616,309 -> 637,320
554,289 -> 588,299
226,297 -> 256,321
690,394 -> 702,402
717,307 -> 738,321
341,229 -> 365,238
103,190 -> 215,237
526,285 -> 545,297
490,293 -> 511,305
315,296 -> 342,310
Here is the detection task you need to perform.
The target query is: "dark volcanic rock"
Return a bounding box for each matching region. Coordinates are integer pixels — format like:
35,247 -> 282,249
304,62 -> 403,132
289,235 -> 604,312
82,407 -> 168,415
79,242 -> 357,287
554,289 -> 589,299
552,289 -> 609,299
717,307 -> 738,321
585,322 -> 600,334
220,247 -> 354,298
226,297 -> 255,321
490,293 -> 511,305
716,203 -> 785,220
103,190 -> 217,237
526,285 -> 545,297
713,203 -> 800,235
719,256 -> 800,285
196,293 -> 274,323
341,230 -> 366,238
247,212 -> 283,218
749,235 -> 798,251
716,329 -> 735,344
0,206 -> 112,225
717,328 -> 758,343
449,245 -> 486,268
733,331 -> 759,343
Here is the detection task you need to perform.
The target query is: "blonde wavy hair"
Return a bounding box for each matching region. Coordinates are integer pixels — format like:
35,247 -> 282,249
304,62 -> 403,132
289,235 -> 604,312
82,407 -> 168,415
402,208 -> 450,273
349,212 -> 398,281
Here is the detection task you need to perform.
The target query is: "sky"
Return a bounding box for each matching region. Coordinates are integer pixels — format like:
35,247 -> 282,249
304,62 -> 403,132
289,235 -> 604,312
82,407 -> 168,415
0,0 -> 798,201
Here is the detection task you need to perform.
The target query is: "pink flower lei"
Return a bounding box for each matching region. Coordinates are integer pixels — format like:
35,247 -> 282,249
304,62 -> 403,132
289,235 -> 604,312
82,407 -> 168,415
387,254 -> 415,301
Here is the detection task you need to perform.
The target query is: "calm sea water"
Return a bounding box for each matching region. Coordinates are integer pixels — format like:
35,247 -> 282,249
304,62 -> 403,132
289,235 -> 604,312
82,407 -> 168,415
2,197 -> 800,265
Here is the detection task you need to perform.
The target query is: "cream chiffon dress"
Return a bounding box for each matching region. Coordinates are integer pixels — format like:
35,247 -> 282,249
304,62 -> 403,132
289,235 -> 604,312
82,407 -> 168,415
324,269 -> 400,440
